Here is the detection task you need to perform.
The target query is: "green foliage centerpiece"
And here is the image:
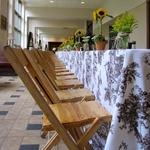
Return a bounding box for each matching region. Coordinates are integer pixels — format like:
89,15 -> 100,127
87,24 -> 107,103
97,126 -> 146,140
112,12 -> 138,49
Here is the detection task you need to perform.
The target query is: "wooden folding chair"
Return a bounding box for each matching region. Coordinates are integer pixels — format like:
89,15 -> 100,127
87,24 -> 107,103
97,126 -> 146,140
19,49 -> 98,139
45,51 -> 65,68
8,47 -> 96,140
20,49 -> 99,139
24,49 -> 80,87
11,48 -> 95,103
23,49 -> 84,90
4,46 -> 112,150
36,50 -> 78,80
36,50 -> 79,77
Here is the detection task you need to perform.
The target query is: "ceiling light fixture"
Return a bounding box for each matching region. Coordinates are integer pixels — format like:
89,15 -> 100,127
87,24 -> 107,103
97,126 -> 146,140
81,1 -> 85,5
49,0 -> 54,3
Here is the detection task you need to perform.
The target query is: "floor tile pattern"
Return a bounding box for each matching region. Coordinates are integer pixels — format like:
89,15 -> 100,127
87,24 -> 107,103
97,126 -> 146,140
4,102 -> 15,105
19,144 -> 39,150
0,76 -> 68,150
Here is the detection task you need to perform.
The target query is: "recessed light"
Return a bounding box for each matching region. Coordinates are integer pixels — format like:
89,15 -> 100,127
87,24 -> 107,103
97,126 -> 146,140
49,0 -> 54,3
81,1 -> 85,5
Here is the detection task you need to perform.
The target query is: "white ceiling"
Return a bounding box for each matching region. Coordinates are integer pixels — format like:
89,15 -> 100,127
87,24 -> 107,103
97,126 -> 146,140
24,0 -> 104,9
38,27 -> 77,37
24,0 -> 146,44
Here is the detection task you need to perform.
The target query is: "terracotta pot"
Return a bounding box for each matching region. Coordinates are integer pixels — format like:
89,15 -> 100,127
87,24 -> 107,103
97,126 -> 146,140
95,41 -> 107,50
76,48 -> 80,51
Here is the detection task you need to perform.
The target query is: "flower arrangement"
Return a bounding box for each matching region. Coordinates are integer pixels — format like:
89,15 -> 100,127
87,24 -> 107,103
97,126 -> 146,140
74,42 -> 82,50
82,36 -> 90,43
74,29 -> 85,37
92,8 -> 113,43
112,12 -> 138,34
58,36 -> 74,50
112,12 -> 138,49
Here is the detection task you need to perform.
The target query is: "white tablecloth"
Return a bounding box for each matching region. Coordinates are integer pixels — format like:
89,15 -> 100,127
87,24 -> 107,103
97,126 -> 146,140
57,49 -> 150,150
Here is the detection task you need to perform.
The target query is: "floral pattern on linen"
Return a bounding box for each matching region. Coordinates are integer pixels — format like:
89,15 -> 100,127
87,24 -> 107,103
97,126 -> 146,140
57,49 -> 150,150
119,62 -> 140,97
104,51 -> 124,104
117,85 -> 150,149
144,53 -> 150,66
118,141 -> 128,150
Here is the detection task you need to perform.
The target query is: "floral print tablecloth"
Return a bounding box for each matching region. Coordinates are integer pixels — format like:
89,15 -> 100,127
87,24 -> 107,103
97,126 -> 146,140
56,49 -> 150,150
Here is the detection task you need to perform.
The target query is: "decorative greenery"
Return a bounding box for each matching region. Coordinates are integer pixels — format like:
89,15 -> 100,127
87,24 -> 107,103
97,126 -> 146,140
92,34 -> 105,43
82,36 -> 90,43
74,42 -> 82,49
58,36 -> 74,50
112,12 -> 138,49
92,8 -> 113,43
112,12 -> 138,34
58,28 -> 85,50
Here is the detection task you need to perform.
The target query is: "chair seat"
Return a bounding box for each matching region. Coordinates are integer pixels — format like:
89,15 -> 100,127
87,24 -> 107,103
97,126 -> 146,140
55,79 -> 84,89
56,88 -> 95,102
55,69 -> 69,73
54,62 -> 65,68
42,101 -> 111,131
56,71 -> 74,76
56,75 -> 77,80
55,66 -> 66,70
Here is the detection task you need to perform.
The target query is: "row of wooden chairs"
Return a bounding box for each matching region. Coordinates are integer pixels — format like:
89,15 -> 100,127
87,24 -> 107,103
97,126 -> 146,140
4,47 -> 112,150
24,49 -> 96,139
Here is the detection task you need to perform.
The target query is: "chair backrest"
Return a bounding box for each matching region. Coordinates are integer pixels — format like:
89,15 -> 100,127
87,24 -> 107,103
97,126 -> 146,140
4,46 -> 79,150
18,49 -> 60,103
37,50 -> 61,74
30,50 -> 58,87
40,50 -> 64,68
11,48 -> 55,104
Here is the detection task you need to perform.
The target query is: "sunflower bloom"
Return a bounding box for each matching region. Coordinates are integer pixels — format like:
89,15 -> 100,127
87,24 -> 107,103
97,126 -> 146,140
75,29 -> 84,37
96,8 -> 108,19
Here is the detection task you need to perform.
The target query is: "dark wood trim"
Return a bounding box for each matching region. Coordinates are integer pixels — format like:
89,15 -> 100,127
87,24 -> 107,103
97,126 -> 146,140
147,0 -> 150,48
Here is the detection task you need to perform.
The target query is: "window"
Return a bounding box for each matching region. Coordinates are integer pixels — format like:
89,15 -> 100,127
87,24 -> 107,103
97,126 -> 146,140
14,0 -> 22,47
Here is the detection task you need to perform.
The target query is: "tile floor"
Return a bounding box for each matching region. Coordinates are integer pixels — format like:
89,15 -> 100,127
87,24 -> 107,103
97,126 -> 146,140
0,76 -> 68,150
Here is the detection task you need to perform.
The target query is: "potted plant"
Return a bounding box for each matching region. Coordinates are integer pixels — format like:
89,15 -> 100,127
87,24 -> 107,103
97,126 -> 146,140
74,29 -> 85,43
58,36 -> 74,51
92,8 -> 113,50
82,36 -> 90,50
74,42 -> 82,51
112,12 -> 138,49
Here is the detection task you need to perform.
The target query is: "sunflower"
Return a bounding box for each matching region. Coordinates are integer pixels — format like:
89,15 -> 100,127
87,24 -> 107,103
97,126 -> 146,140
96,8 -> 108,19
75,29 -> 84,37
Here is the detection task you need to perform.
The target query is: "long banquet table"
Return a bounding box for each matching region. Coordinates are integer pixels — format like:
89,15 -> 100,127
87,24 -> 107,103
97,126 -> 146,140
57,49 -> 150,150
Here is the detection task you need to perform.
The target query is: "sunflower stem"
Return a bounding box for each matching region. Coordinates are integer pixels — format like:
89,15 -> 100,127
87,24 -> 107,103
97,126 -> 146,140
100,18 -> 102,35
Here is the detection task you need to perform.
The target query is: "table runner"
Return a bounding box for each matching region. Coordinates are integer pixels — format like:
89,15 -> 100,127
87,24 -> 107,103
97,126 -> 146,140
57,49 -> 150,150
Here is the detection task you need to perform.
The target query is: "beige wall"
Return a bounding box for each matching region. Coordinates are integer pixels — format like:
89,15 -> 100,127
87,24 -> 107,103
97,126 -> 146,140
0,0 -> 8,46
129,2 -> 146,48
101,2 -> 147,49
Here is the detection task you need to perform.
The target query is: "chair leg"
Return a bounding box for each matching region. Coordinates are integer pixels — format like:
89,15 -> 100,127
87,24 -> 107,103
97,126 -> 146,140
77,118 -> 101,149
69,128 -> 80,142
69,127 -> 92,150
42,132 -> 60,150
